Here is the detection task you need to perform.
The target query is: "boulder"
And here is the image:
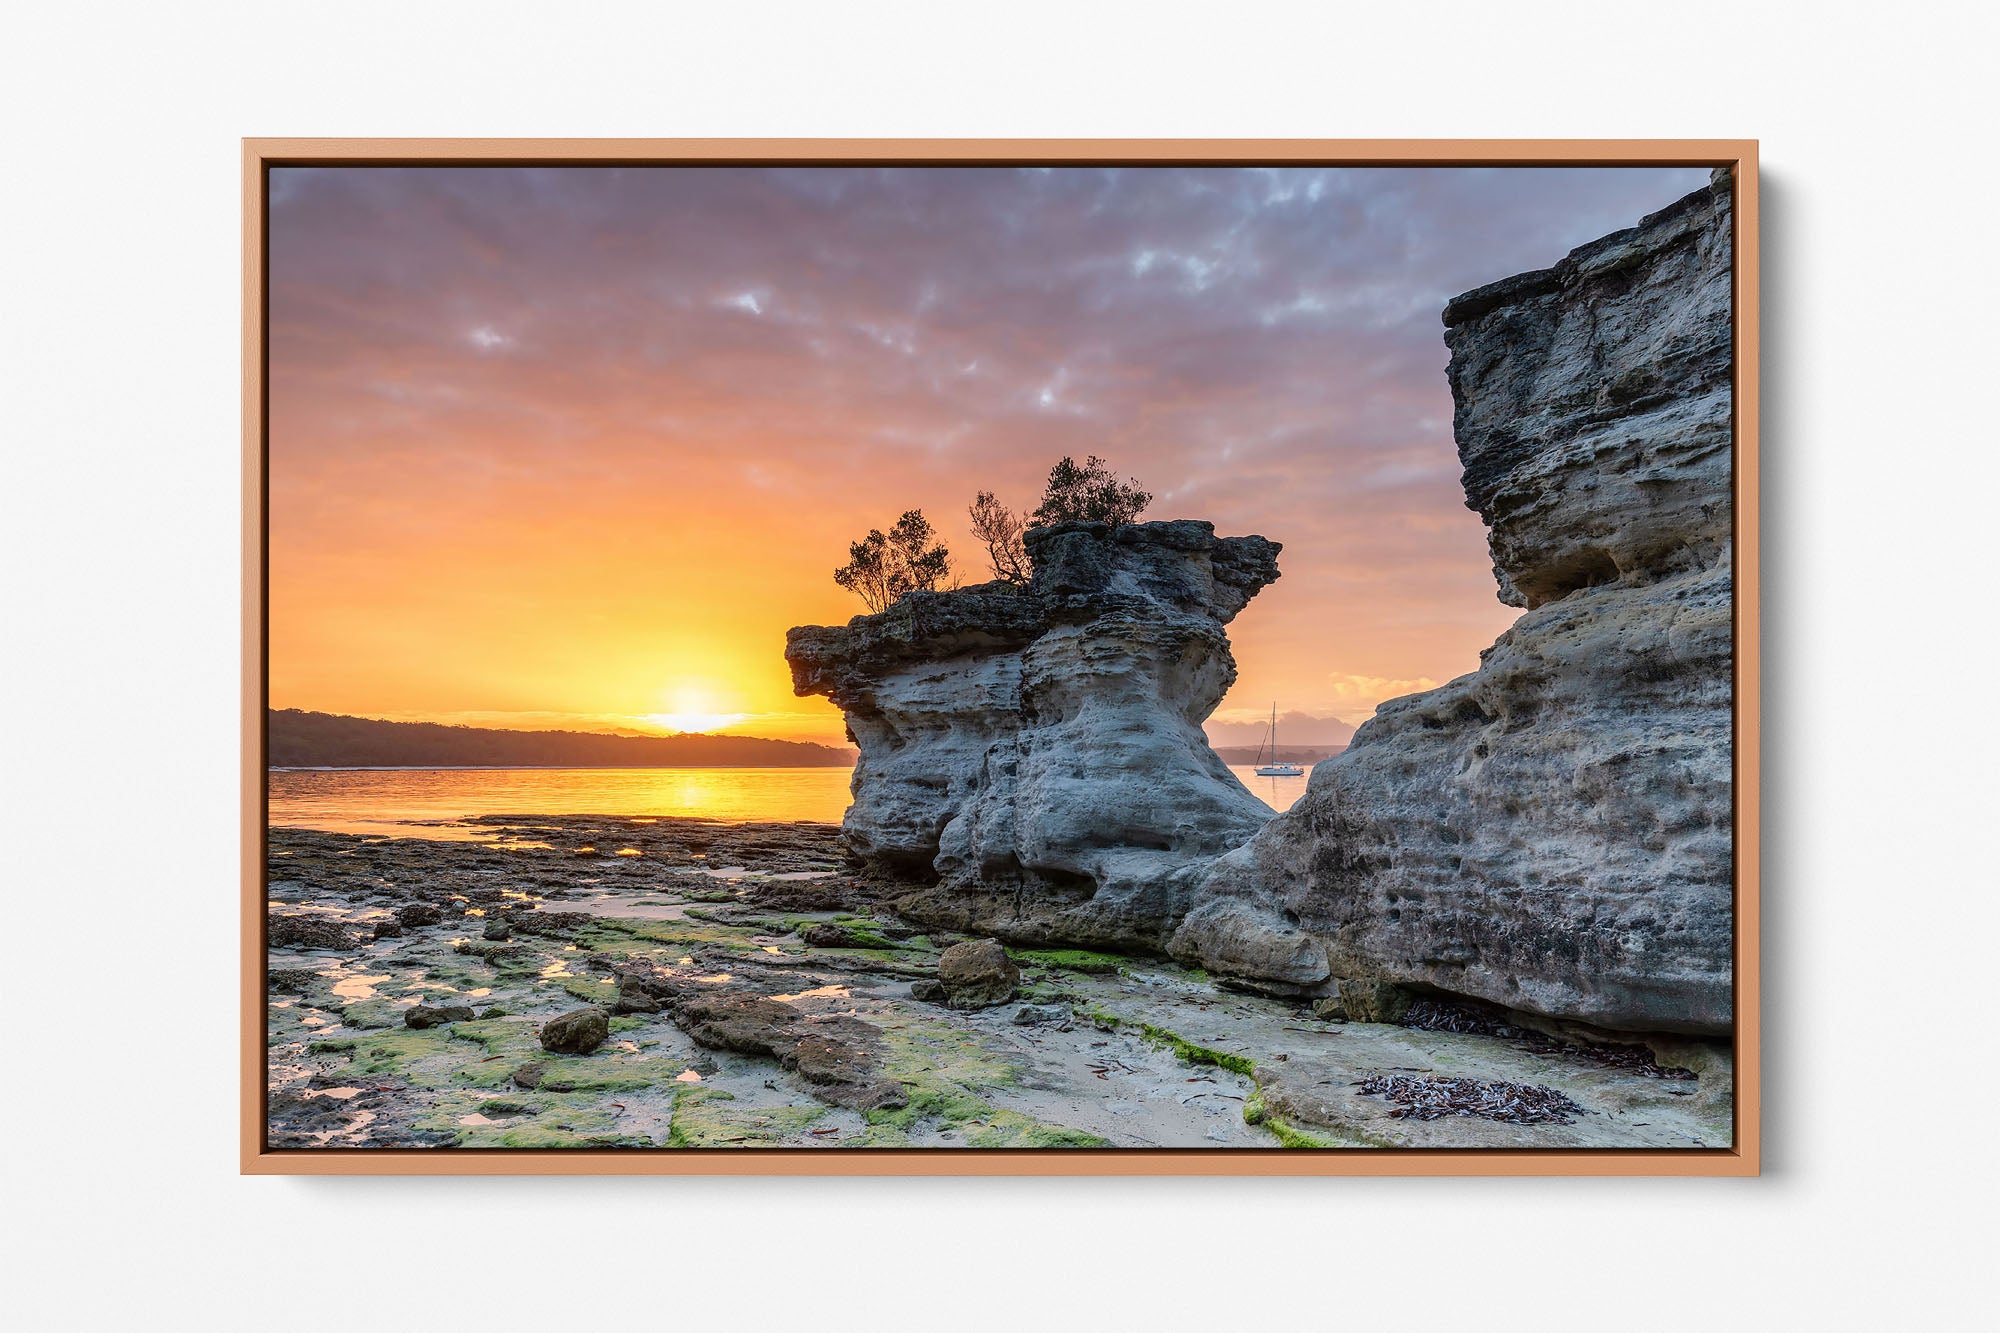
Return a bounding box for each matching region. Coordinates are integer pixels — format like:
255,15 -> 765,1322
395,903 -> 444,928
935,939 -> 1020,1010
538,1007 -> 609,1054
786,519 -> 1282,954
404,1003 -> 475,1029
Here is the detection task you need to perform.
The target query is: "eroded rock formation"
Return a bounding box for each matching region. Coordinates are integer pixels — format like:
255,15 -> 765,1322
1178,175 -> 1736,1034
788,175 -> 1736,1038
785,520 -> 1283,955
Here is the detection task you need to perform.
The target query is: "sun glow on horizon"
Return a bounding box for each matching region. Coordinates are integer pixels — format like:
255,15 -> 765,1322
639,711 -> 753,735
638,684 -> 751,735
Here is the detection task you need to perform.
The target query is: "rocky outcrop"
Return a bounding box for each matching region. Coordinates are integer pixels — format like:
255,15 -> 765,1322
786,519 -> 1284,955
786,178 -> 1736,1037
1177,176 -> 1736,1034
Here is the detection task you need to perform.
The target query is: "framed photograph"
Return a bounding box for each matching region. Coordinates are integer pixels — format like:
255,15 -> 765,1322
243,138 -> 1758,1175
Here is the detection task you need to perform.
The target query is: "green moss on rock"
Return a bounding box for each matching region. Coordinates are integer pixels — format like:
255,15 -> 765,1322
307,1028 -> 469,1088
1077,1006 -> 1258,1076
1006,948 -> 1129,975
554,975 -> 620,1006
667,1086 -> 826,1147
856,1017 -> 1096,1146
417,1090 -> 651,1148
963,1114 -> 1107,1149
337,999 -> 403,1030
1265,1118 -> 1343,1150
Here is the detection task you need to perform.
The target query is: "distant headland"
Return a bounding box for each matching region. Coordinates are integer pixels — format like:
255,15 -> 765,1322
266,709 -> 857,769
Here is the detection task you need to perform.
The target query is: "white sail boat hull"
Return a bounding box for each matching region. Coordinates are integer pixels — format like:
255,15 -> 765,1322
1251,702 -> 1306,776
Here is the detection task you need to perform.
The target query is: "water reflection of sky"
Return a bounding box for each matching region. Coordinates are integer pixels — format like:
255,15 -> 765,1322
267,763 -> 1307,839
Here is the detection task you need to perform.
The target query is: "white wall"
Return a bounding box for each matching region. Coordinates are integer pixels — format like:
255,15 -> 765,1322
6,2 -> 1994,1329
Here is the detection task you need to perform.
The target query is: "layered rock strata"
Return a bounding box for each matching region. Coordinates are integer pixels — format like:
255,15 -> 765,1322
787,176 -> 1736,1037
1178,175 -> 1737,1034
786,520 -> 1288,956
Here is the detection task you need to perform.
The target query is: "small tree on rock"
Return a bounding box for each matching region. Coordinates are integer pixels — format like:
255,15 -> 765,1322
968,490 -> 1032,585
834,509 -> 954,613
1029,455 -> 1152,529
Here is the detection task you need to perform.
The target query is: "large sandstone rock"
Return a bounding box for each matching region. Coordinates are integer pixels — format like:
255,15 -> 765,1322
1176,176 -> 1736,1034
786,519 -> 1284,955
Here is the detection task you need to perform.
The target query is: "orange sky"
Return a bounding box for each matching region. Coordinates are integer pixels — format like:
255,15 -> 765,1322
268,165 -> 1706,747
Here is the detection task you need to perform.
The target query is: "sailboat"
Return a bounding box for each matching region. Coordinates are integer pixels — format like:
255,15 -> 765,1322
1252,704 -> 1306,777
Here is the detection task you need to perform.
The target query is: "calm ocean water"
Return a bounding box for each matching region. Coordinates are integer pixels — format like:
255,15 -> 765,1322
267,765 -> 1307,837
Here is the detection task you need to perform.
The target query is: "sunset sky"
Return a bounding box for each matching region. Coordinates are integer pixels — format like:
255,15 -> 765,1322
268,164 -> 1707,748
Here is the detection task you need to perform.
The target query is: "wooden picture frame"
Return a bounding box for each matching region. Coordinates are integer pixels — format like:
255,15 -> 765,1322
244,138 -> 1759,1176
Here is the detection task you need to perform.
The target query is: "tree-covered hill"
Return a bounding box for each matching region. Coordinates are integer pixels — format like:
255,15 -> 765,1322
267,709 -> 855,768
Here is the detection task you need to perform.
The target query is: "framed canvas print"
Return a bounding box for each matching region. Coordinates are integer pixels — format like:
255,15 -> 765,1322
243,139 -> 1759,1175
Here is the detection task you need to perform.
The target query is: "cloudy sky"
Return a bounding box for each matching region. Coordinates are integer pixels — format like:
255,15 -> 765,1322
267,164 -> 1707,746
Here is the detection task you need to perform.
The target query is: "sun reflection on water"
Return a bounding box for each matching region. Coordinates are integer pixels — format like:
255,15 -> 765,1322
267,767 -> 857,838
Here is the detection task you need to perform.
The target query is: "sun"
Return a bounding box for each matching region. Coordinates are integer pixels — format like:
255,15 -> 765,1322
639,685 -> 749,735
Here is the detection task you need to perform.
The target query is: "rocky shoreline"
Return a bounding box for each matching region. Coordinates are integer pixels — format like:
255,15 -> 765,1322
267,816 -> 1731,1151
